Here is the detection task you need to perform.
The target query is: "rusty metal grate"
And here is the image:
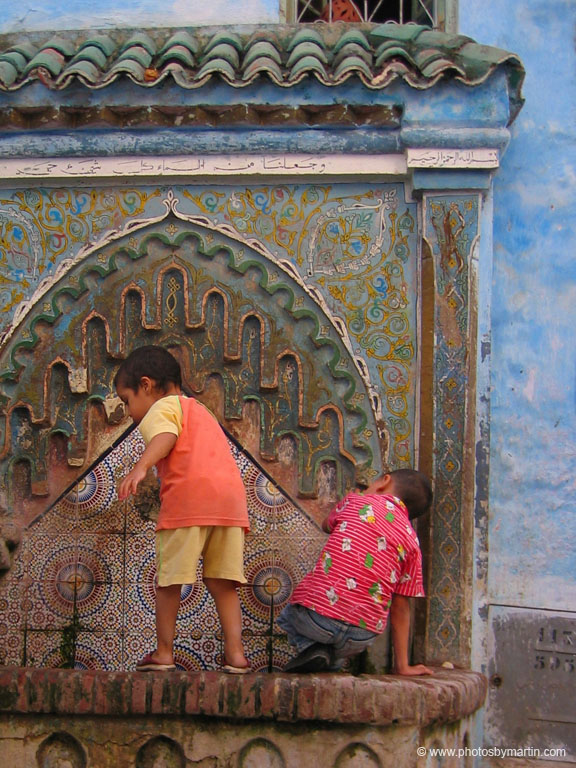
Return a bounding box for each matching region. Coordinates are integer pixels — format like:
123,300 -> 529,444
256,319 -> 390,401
294,0 -> 437,26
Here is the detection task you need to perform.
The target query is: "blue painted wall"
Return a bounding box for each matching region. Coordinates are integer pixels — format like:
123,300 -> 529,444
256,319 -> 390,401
0,0 -> 279,33
461,0 -> 576,613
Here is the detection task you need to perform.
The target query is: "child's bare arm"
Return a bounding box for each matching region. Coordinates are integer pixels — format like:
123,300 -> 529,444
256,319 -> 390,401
389,594 -> 433,676
321,491 -> 355,532
118,432 -> 177,499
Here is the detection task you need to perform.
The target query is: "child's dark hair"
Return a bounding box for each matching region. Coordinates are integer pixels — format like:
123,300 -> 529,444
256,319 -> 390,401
389,469 -> 433,519
114,345 -> 182,393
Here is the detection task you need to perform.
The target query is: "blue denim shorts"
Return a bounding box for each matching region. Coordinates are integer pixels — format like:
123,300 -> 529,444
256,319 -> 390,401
277,603 -> 378,667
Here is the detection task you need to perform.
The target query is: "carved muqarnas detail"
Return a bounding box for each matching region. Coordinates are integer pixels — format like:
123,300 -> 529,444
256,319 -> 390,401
0,219 -> 381,521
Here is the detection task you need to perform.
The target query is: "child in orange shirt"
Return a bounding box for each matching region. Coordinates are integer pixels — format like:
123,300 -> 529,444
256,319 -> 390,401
115,345 -> 250,673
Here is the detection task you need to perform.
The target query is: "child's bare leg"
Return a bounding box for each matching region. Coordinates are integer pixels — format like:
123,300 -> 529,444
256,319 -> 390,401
204,577 -> 248,668
154,583 -> 181,663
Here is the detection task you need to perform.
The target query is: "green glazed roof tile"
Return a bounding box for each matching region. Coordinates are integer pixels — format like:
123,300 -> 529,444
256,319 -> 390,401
60,59 -> 101,83
23,50 -> 65,77
70,45 -> 108,69
117,46 -> 153,68
80,35 -> 116,57
333,55 -> 373,81
374,37 -> 413,54
243,56 -> 283,83
0,51 -> 28,72
243,41 -> 282,68
109,59 -> 147,79
0,61 -> 18,87
158,31 -> 199,56
369,23 -> 428,42
333,42 -> 372,67
416,29 -> 474,51
0,23 -> 524,122
413,48 -> 450,69
332,29 -> 371,54
200,42 -> 240,68
289,55 -> 329,81
420,57 -> 462,79
196,57 -> 237,81
5,41 -> 37,60
121,32 -> 156,56
203,30 -> 243,53
453,42 -> 519,83
375,45 -> 415,69
286,27 -> 326,51
41,36 -> 77,57
459,40 -> 521,68
286,41 -> 329,68
157,45 -> 196,68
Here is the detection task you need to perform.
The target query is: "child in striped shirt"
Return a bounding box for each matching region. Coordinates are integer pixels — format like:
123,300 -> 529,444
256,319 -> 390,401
278,469 -> 434,675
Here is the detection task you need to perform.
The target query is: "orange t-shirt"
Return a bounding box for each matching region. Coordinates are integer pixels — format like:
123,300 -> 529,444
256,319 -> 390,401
138,395 -> 249,531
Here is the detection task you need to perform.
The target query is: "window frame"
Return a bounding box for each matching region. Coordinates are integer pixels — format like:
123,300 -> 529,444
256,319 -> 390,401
280,0 -> 458,32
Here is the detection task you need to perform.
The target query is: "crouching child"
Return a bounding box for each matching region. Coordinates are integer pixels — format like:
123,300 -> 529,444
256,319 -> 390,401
278,469 -> 434,675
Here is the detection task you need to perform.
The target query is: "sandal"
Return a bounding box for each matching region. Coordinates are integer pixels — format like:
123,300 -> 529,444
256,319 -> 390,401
222,662 -> 251,674
136,651 -> 176,671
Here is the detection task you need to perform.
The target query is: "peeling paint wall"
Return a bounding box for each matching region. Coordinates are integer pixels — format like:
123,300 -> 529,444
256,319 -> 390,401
0,0 -> 280,34
462,0 -> 576,624
461,0 -> 576,759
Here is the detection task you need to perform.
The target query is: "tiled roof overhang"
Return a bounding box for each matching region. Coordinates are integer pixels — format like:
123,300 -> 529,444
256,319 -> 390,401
0,22 -> 524,128
0,22 -> 525,176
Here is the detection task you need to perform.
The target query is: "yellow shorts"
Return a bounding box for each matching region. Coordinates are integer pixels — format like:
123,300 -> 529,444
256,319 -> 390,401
155,525 -> 246,587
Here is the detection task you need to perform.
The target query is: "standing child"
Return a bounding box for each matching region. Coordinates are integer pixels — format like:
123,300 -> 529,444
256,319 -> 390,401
278,469 -> 433,675
115,345 -> 250,673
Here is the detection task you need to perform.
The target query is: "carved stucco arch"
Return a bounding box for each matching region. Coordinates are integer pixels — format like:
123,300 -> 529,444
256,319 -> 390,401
0,196 -> 387,524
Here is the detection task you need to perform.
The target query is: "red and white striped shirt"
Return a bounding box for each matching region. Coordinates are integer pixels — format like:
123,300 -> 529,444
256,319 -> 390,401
290,492 -> 425,633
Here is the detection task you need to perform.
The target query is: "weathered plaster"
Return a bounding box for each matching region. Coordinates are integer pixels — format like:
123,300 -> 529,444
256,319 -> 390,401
0,75 -> 514,159
0,666 -> 487,768
461,0 -> 576,760
0,0 -> 279,34
461,0 -> 576,616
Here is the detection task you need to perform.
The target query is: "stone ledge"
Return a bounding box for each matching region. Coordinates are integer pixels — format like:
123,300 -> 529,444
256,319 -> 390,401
0,666 -> 486,726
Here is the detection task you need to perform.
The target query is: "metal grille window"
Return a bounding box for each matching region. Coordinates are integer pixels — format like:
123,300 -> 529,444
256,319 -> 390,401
284,1 -> 454,30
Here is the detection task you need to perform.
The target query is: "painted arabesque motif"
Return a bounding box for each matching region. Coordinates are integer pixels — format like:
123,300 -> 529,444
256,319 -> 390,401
0,183 -> 418,492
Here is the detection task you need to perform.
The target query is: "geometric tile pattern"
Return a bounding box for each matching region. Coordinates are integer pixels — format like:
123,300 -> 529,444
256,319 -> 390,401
423,192 -> 481,663
2,429 -> 326,671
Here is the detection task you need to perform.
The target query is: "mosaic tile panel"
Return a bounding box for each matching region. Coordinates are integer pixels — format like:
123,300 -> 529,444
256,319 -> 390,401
3,428 -> 327,671
423,192 -> 481,663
